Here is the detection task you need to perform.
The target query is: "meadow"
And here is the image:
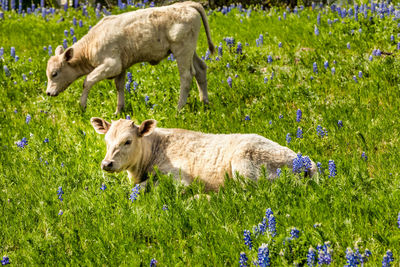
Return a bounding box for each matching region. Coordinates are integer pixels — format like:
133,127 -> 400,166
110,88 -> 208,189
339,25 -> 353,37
1,1 -> 400,265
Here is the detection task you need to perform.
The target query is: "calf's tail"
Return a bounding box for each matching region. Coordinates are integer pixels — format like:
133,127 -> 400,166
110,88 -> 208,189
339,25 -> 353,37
190,2 -> 215,54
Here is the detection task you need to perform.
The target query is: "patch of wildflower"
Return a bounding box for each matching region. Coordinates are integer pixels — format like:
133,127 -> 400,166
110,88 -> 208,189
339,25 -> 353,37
328,160 -> 337,177
290,227 -> 299,239
257,243 -> 270,267
293,153 -> 312,174
243,230 -> 252,250
382,250 -> 394,267
129,184 -> 141,202
296,127 -> 303,138
26,114 -> 32,124
307,247 -> 317,267
150,258 -> 157,267
1,256 -> 10,265
239,252 -> 248,267
296,109 -> 302,122
361,152 -> 367,161
276,168 -> 281,177
317,242 -> 332,265
227,77 -> 233,88
57,186 -> 64,201
100,183 -> 106,191
286,133 -> 291,144
16,137 -> 28,148
316,125 -> 326,137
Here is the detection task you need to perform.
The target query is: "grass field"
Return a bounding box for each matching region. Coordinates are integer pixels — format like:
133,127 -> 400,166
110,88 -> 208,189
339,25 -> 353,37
1,1 -> 400,265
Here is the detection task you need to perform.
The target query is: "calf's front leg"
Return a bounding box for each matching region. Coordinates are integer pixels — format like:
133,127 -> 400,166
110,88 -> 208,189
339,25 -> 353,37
114,71 -> 126,114
80,59 -> 122,110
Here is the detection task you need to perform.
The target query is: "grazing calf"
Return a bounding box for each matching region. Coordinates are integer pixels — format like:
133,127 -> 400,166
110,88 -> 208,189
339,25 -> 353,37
91,118 -> 317,191
46,1 -> 214,114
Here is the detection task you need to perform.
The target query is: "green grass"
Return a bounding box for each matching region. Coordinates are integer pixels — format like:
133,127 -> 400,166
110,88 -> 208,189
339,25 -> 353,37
1,3 -> 400,266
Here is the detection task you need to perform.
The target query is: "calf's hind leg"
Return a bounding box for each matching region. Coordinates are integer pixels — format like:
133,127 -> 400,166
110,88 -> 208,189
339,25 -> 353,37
193,52 -> 209,105
114,71 -> 126,114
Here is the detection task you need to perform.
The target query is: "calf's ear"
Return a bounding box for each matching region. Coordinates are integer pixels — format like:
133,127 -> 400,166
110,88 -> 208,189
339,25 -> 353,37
91,117 -> 111,134
64,47 -> 74,62
138,119 -> 157,137
55,45 -> 64,56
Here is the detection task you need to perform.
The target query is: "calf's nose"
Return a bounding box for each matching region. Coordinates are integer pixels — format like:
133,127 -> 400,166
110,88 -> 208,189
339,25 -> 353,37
101,160 -> 113,171
46,92 -> 51,96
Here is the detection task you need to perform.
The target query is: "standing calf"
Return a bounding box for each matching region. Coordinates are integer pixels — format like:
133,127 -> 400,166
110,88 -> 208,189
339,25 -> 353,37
91,118 -> 317,191
46,1 -> 214,113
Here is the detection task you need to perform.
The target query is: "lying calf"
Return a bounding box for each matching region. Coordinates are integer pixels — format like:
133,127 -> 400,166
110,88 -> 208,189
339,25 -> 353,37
91,118 -> 316,191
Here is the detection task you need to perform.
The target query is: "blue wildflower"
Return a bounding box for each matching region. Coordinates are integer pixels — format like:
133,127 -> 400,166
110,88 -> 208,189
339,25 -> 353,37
57,186 -> 64,201
276,168 -> 281,177
316,125 -> 325,137
345,248 -> 360,267
129,184 -> 141,202
324,61 -> 329,69
239,252 -> 248,267
16,137 -> 28,148
100,183 -> 107,191
227,77 -> 233,88
307,247 -> 317,267
265,208 -> 273,218
267,55 -> 272,63
278,42 -> 282,48
296,127 -> 303,138
314,25 -> 319,36
331,67 -> 335,74
358,71 -> 363,78
72,36 -> 77,44
398,212 -> 400,229
268,215 -> 277,237
79,19 -> 83,27
347,42 -> 351,49
296,109 -> 302,122
317,242 -> 332,265
3,66 -> 10,77
317,13 -> 321,24
22,74 -> 27,82
353,75 -> 358,83
264,77 -> 268,83
243,230 -> 252,250
338,120 -> 343,128
244,115 -> 250,121
150,258 -> 157,267
218,42 -> 223,56
26,114 -> 32,124
317,162 -> 323,174
236,42 -> 242,54
63,39 -> 68,49
293,154 -> 304,173
162,204 -> 168,211
391,34 -> 394,42
313,62 -> 318,74
145,95 -> 150,104
361,152 -> 367,161
1,256 -> 10,265
44,138 -> 49,143
10,47 -> 15,58
290,227 -> 299,239
382,250 -> 394,267
126,115 -> 131,120
15,55 -> 19,62
286,133 -> 291,144
226,63 -> 230,68
125,82 -> 131,93
279,114 -> 283,119
0,47 -> 3,58
328,160 -> 336,177
257,244 -> 270,267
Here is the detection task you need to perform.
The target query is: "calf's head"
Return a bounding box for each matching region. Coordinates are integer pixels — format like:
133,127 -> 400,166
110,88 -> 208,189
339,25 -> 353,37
91,118 -> 157,173
46,45 -> 79,96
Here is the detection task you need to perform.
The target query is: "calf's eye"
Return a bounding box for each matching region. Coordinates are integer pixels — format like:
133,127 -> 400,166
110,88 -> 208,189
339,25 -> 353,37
125,140 -> 132,145
51,71 -> 58,78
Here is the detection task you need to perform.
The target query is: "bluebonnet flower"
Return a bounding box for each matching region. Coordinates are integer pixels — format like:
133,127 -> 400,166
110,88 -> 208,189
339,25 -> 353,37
1,256 -> 10,265
11,47 -> 15,58
338,120 -> 343,128
317,13 -> 321,24
145,95 -> 150,104
162,204 -> 168,211
296,127 -> 303,138
313,62 -> 318,74
358,71 -> 362,78
279,114 -> 283,119
243,230 -> 252,250
61,163 -> 65,167
303,156 -> 312,173
267,55 -> 272,63
296,109 -> 302,122
79,19 -> 83,27
100,183 -> 106,191
347,42 -> 351,49
265,208 -> 273,218
382,250 -> 394,267
283,11 -> 286,20
150,258 -> 157,267
64,29 -> 68,37
70,27 -> 74,36
223,37 -> 235,48
324,61 -> 329,69
270,72 -> 274,80
269,120 -> 272,125
317,162 -> 323,174
293,153 -> 304,173
317,242 -> 332,265
397,43 -> 400,50
268,215 -> 277,237
307,247 -> 317,267
22,74 -> 27,82
353,75 -> 358,83
239,252 -> 248,267
133,81 -> 138,91
314,25 -> 319,36
286,133 -> 291,144
72,17 -> 77,26
43,138 -> 49,143
129,184 -> 141,202
72,36 -> 77,44
227,77 -> 233,88
204,50 -> 211,61
15,55 -> 19,62
361,152 -> 367,161
16,137 -> 28,148
57,186 -> 64,201
0,47 -> 4,59
3,66 -> 10,77
290,227 -> 299,239
257,244 -> 270,267
235,42 -> 242,55
359,28 -> 362,33
244,115 -> 250,121
391,34 -> 394,42
226,63 -> 230,68
345,248 -> 360,267
376,49 -> 381,56
328,160 -> 336,177
126,115 -> 131,120
218,43 -> 223,56
264,77 -> 268,83
316,125 -> 325,137
360,248 -> 372,265
43,46 -> 47,51
277,168 -> 281,177
125,82 -> 131,93
26,114 -> 32,124
398,211 -> 400,229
